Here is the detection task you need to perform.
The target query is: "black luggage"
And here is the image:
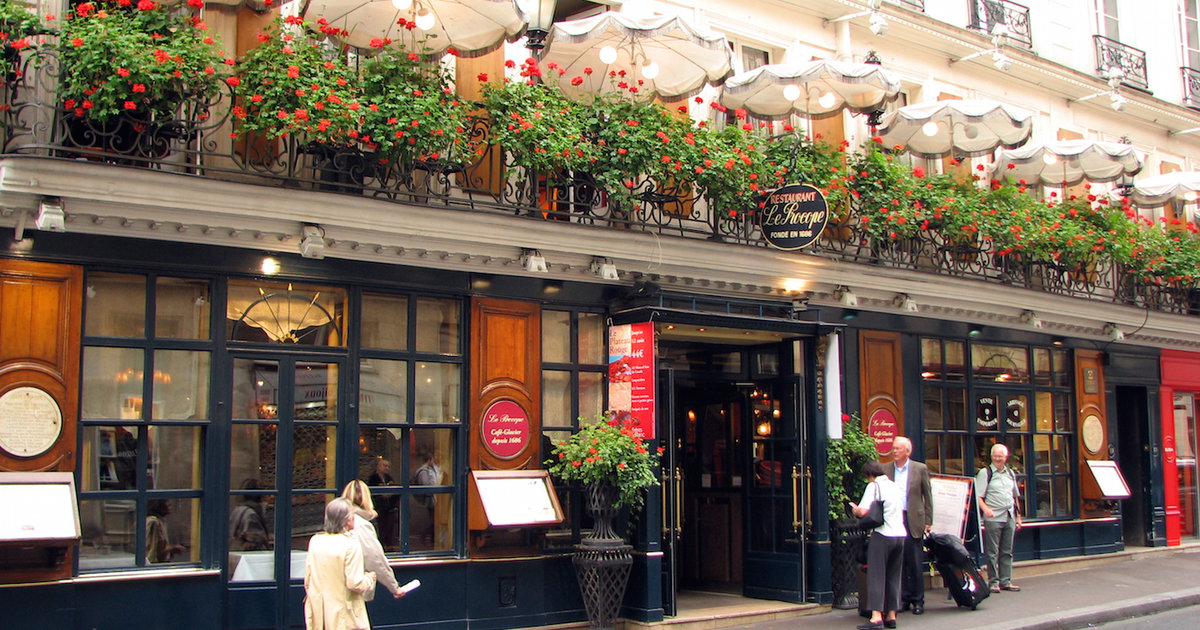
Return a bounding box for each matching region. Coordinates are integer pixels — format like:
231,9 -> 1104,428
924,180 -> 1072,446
924,533 -> 989,610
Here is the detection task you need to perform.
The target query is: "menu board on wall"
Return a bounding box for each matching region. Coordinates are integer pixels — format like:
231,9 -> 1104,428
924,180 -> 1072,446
608,322 -> 656,439
929,474 -> 974,542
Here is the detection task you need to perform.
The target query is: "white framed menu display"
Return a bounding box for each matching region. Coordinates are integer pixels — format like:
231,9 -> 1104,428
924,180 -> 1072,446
468,470 -> 563,528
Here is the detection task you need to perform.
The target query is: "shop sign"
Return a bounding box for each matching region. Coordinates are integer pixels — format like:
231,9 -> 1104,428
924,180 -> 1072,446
608,322 -> 655,439
867,408 -> 898,455
760,183 -> 829,251
481,399 -> 530,459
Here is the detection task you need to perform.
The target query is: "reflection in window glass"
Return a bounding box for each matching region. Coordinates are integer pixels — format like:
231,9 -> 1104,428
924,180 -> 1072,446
85,273 -> 146,338
920,338 -> 942,380
542,370 -> 571,426
232,359 -> 278,421
1054,394 -> 1073,432
228,493 -> 274,578
152,350 -> 210,420
923,387 -> 943,431
410,428 -> 455,551
1052,349 -> 1070,387
81,425 -> 140,491
296,362 -> 338,421
925,435 -> 942,473
155,277 -> 210,339
231,423 -> 278,490
82,347 -> 145,420
414,362 -> 460,423
542,310 -> 571,363
580,372 -> 604,420
945,341 -> 966,381
1032,348 -> 1052,386
293,425 -> 337,490
359,359 -> 406,424
973,344 -> 1029,383
579,313 -> 604,364
415,298 -> 459,354
78,499 -> 137,570
361,293 -> 408,350
948,388 -> 967,430
1035,391 -> 1054,432
149,426 -> 202,490
288,493 -> 334,577
147,497 -> 199,563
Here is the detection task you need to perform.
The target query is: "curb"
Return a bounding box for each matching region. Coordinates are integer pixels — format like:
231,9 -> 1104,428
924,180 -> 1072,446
970,587 -> 1200,630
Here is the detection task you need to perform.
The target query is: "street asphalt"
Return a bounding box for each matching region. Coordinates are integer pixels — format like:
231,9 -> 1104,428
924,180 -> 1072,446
737,546 -> 1200,630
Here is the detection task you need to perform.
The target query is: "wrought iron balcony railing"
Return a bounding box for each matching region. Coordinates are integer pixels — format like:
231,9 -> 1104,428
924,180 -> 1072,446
1183,67 -> 1200,110
0,48 -> 1193,316
968,0 -> 1032,48
1094,35 -> 1149,90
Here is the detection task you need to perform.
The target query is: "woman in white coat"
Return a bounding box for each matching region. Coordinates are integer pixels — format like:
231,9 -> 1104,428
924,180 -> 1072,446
341,480 -> 403,601
304,498 -> 376,630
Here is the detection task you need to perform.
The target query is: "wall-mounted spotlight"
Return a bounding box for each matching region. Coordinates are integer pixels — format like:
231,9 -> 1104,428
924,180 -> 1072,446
833,286 -> 858,307
590,257 -> 619,280
1051,337 -> 1065,347
1104,323 -> 1125,341
967,324 -> 983,337
36,197 -> 65,232
893,293 -> 918,312
841,309 -> 859,321
791,294 -> 810,314
1019,310 -> 1042,329
522,249 -> 548,273
298,224 -> 326,259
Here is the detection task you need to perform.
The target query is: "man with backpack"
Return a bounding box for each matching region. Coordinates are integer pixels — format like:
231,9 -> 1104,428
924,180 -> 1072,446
975,443 -> 1023,593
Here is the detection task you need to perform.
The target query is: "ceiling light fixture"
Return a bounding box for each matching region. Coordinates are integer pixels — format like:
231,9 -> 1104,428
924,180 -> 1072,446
298,224 -> 325,259
1019,310 -> 1042,329
35,197 -> 65,232
522,249 -> 548,273
968,324 -> 983,337
1104,323 -> 1125,341
833,286 -> 858,307
590,257 -> 619,280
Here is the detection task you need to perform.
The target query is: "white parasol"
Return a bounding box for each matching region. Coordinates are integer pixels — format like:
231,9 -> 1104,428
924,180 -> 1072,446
304,0 -> 527,57
1122,171 -> 1200,208
989,139 -> 1142,186
718,60 -> 901,120
538,12 -> 734,102
876,99 -> 1033,159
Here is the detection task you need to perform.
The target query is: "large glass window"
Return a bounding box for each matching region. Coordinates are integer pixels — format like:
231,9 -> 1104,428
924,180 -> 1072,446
922,338 -> 1073,519
1182,0 -> 1200,69
541,308 -> 607,549
358,292 -> 462,556
78,273 -> 211,571
1174,394 -> 1199,537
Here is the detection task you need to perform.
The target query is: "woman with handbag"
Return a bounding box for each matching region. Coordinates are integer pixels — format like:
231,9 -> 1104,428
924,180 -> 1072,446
849,460 -> 906,630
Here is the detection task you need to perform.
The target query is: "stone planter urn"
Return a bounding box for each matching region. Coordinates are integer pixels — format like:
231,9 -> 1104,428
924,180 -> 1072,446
572,484 -> 633,630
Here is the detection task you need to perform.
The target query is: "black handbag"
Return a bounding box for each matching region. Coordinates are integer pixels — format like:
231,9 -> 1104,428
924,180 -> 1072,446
857,482 -> 885,529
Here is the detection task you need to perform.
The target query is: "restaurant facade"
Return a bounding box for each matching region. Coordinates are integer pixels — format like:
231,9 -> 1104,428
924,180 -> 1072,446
5,1 -> 1200,629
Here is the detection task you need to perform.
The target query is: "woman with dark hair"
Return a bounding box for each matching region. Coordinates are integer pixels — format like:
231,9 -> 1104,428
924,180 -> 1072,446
146,499 -> 185,563
304,498 -> 376,630
850,460 -> 906,630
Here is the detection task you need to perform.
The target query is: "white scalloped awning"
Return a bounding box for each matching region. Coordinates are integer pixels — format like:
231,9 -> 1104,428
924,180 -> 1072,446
305,0 -> 527,57
877,99 -> 1033,159
539,12 -> 733,102
1124,171 -> 1200,208
719,60 -> 901,120
990,139 -> 1142,186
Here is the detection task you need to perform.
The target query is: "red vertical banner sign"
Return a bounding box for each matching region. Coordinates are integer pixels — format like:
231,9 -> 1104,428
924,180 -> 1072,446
608,322 -> 656,439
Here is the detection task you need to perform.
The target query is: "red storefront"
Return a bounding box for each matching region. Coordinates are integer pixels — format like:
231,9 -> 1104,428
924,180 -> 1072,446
1159,349 -> 1200,546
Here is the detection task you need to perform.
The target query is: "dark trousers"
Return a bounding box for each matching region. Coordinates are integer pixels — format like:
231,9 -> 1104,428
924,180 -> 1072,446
866,532 -> 905,614
901,530 -> 925,604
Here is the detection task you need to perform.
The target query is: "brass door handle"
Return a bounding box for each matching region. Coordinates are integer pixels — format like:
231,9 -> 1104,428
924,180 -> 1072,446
792,465 -> 801,530
675,468 -> 683,537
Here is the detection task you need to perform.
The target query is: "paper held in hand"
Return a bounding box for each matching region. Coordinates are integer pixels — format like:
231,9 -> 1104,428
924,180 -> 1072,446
400,579 -> 421,594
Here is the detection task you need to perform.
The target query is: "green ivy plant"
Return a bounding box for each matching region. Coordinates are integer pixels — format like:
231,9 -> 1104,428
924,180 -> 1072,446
825,413 -> 880,522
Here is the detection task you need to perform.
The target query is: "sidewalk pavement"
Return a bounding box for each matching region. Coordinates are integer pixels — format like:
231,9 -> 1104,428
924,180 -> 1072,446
741,546 -> 1200,630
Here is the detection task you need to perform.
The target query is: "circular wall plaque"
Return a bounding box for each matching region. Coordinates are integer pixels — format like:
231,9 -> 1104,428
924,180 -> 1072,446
1082,414 -> 1104,455
481,399 -> 530,459
0,387 -> 64,458
867,408 -> 898,455
760,183 -> 829,251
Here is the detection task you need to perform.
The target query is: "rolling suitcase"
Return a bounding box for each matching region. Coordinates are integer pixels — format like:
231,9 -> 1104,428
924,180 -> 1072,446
924,533 -> 989,610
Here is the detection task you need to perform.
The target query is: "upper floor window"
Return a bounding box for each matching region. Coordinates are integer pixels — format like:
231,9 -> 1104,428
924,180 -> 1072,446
1183,0 -> 1200,68
1096,0 -> 1119,39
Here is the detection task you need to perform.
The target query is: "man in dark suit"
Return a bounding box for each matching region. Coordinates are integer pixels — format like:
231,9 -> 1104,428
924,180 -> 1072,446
884,436 -> 933,615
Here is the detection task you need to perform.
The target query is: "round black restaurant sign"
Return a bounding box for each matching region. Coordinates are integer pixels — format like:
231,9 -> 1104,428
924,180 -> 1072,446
760,183 -> 829,250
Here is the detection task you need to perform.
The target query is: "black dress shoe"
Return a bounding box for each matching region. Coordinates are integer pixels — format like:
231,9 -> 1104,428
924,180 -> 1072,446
911,603 -> 924,615
856,622 -> 883,630
884,620 -> 897,629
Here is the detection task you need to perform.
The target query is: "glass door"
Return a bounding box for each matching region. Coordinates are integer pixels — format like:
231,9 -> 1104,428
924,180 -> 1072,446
1173,394 -> 1199,537
743,375 -> 806,602
227,354 -> 344,629
659,365 -> 679,616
